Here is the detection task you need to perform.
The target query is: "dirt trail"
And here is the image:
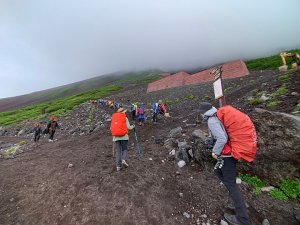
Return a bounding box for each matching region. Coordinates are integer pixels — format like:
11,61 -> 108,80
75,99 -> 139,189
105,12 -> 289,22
0,118 -> 298,225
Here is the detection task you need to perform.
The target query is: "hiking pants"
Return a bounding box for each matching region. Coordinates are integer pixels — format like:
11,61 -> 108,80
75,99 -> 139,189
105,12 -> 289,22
132,110 -> 136,120
152,112 -> 158,122
34,133 -> 40,142
214,157 -> 250,225
115,140 -> 128,168
49,130 -> 55,140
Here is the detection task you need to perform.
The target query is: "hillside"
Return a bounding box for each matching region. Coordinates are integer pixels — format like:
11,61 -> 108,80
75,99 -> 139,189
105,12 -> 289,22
0,65 -> 299,225
0,70 -> 161,112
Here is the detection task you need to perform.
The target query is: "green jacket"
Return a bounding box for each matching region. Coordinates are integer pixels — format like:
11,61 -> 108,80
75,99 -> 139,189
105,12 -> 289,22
113,117 -> 135,141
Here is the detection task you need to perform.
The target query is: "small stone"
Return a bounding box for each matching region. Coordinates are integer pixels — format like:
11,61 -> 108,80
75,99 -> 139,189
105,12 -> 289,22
236,178 -> 242,184
201,214 -> 207,218
291,92 -> 299,96
68,163 -> 74,168
261,186 -> 275,192
262,218 -> 270,225
177,160 -> 186,168
149,158 -> 153,161
179,192 -> 183,197
183,212 -> 190,219
220,219 -> 228,225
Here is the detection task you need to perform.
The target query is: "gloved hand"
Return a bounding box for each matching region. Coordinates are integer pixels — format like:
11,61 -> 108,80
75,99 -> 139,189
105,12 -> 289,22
132,125 -> 135,131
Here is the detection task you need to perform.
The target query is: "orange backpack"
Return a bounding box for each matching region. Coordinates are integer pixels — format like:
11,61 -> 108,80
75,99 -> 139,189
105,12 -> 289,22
110,113 -> 128,137
217,105 -> 257,162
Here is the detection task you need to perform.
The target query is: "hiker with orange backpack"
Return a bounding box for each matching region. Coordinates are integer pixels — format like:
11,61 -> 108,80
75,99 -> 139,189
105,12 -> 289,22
110,108 -> 135,171
46,117 -> 60,142
198,102 -> 257,225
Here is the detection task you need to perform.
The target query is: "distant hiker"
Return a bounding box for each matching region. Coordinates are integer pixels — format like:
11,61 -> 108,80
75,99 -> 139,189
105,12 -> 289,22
158,100 -> 167,115
110,108 -> 135,171
198,102 -> 256,225
33,123 -> 42,142
152,102 -> 159,122
130,103 -> 137,121
47,117 -> 60,142
136,105 -> 145,126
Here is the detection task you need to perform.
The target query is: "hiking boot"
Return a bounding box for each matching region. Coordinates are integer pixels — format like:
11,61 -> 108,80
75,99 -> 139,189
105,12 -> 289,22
48,139 -> 53,142
227,202 -> 249,210
122,160 -> 129,167
224,213 -> 241,225
116,166 -> 122,171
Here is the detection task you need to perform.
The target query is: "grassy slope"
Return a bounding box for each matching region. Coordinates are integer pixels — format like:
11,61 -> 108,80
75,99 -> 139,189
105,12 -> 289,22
0,72 -> 161,126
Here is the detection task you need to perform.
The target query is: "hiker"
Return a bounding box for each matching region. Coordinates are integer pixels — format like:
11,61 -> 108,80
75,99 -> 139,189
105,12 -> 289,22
33,123 -> 42,142
198,102 -> 252,225
152,102 -> 159,122
158,100 -> 167,115
47,117 -> 60,142
136,105 -> 145,126
110,108 -> 135,171
130,103 -> 137,121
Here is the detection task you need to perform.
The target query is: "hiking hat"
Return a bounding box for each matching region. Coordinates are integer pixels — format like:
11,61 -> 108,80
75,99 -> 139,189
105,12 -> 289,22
197,102 -> 212,114
51,117 -> 57,121
117,108 -> 127,113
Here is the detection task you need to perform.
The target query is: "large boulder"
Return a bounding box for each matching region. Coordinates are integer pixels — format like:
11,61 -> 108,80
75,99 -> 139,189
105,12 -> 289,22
168,127 -> 182,138
192,139 -> 213,167
244,108 -> 300,184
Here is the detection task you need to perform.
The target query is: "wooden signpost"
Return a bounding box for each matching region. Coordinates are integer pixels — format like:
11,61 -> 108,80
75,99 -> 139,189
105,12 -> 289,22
210,66 -> 226,107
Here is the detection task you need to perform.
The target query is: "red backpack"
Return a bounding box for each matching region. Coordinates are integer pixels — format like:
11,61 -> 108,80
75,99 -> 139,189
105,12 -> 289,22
217,105 -> 257,162
110,113 -> 128,137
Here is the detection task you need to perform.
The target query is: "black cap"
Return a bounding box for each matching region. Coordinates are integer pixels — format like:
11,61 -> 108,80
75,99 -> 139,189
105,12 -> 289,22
197,102 -> 212,114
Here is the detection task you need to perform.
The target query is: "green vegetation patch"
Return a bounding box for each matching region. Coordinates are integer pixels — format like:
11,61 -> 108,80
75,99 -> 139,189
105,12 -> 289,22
0,85 -> 122,126
267,100 -> 280,107
240,175 -> 267,195
293,100 -> 300,116
246,49 -> 300,70
279,178 -> 300,199
278,74 -> 290,82
268,188 -> 289,202
3,145 -> 19,156
249,98 -> 263,106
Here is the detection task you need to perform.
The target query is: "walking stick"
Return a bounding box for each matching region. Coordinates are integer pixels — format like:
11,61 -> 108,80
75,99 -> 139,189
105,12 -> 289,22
133,128 -> 142,159
112,141 -> 115,157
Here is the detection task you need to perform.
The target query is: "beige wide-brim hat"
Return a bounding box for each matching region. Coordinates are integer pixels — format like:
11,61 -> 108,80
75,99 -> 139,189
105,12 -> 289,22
117,108 -> 127,113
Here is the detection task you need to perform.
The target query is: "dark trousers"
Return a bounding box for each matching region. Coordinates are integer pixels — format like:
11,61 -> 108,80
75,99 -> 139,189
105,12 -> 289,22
49,130 -> 55,140
152,112 -> 158,122
132,110 -> 136,120
115,140 -> 128,167
214,157 -> 250,225
34,133 -> 40,142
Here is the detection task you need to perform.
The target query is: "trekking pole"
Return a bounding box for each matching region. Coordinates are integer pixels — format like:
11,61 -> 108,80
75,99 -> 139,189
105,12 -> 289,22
133,128 -> 142,159
112,141 -> 115,157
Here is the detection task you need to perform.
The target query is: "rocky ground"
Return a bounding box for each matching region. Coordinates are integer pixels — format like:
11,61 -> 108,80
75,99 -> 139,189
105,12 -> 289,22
0,68 -> 299,225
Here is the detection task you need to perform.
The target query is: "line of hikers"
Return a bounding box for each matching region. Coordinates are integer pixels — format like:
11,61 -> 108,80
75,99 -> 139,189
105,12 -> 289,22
94,98 -> 168,124
110,102 -> 256,225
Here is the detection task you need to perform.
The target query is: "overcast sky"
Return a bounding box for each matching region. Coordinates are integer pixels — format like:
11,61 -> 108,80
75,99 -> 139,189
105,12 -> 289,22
0,0 -> 299,98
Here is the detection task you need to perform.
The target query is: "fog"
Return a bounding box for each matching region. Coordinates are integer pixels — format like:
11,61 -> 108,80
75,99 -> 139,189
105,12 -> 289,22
0,0 -> 299,98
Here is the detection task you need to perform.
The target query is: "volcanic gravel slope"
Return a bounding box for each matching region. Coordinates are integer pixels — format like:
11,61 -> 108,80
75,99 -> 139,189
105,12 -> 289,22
0,69 -> 299,225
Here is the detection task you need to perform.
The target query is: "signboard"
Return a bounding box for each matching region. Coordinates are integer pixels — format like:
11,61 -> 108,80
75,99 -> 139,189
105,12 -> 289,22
213,78 -> 223,99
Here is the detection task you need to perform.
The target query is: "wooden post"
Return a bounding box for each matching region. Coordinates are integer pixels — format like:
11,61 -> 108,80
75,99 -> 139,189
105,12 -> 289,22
211,66 -> 226,108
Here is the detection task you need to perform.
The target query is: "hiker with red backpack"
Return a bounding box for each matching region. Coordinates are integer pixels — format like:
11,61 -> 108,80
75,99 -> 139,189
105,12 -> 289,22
110,108 -> 135,171
198,102 -> 257,225
46,117 -> 60,142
